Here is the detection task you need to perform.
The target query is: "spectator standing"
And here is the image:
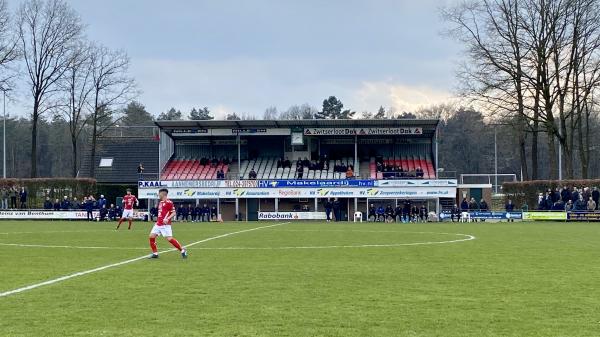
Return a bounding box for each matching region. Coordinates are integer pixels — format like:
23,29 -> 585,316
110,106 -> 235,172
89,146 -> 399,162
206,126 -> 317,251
460,198 -> 469,212
324,199 -> 333,222
19,187 -> 27,209
53,199 -> 61,211
9,187 -> 17,208
137,163 -> 144,180
332,198 -> 342,222
60,196 -> 71,210
0,187 -> 7,209
84,197 -> 94,221
505,199 -> 515,222
98,195 -> 107,209
593,187 -> 600,210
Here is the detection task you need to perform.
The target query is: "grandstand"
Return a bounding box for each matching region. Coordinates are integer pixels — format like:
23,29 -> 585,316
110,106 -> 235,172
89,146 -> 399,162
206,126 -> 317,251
140,119 -> 450,221
155,119 -> 438,182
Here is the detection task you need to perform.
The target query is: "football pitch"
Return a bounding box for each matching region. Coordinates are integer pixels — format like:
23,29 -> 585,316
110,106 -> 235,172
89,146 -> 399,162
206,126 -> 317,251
1,220 -> 599,337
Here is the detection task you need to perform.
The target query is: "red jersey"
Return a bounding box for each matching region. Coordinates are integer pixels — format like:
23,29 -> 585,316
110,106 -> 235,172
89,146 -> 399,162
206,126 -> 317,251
157,199 -> 174,226
123,194 -> 138,210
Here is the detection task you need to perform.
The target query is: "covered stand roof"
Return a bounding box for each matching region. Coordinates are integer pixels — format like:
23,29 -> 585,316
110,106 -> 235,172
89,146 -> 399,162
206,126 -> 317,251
155,119 -> 440,137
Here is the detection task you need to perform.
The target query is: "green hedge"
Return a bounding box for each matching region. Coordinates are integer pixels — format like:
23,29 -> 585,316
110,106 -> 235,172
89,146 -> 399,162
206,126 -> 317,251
0,178 -> 97,208
502,180 -> 600,209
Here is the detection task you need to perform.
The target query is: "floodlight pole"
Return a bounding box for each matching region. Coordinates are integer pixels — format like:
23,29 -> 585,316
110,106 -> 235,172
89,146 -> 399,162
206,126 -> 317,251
494,126 -> 498,194
2,89 -> 6,179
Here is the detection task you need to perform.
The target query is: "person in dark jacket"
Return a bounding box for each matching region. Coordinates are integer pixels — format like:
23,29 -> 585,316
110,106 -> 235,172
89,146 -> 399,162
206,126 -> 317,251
53,199 -> 61,211
574,195 -> 587,211
19,187 -> 27,209
201,204 -> 210,222
43,197 -> 53,210
451,204 -> 460,222
394,205 -> 402,223
150,206 -> 158,221
191,205 -> 198,222
560,187 -> 571,203
479,199 -> 489,211
60,196 -> 71,210
460,198 -> 469,212
368,204 -> 376,222
99,205 -> 108,221
376,205 -> 385,222
385,205 -> 394,222
505,199 -> 515,222
593,187 -> 600,210
108,204 -> 117,221
419,205 -> 428,222
332,198 -> 342,222
324,199 -> 333,222
84,197 -> 94,221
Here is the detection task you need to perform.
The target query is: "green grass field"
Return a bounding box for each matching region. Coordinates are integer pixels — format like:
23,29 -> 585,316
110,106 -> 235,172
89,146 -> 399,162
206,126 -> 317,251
1,220 -> 599,337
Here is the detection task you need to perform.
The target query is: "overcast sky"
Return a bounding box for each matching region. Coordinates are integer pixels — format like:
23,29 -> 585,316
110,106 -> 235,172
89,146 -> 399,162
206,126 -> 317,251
11,0 -> 463,119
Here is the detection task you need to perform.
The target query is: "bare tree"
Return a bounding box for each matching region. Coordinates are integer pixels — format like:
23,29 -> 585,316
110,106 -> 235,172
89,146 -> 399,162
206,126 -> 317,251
58,42 -> 94,177
88,44 -> 136,177
0,0 -> 18,90
18,0 -> 83,177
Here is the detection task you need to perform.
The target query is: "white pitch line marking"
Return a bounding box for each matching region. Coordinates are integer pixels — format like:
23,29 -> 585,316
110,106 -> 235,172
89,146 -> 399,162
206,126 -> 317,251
0,222 -> 289,298
0,232 -> 475,250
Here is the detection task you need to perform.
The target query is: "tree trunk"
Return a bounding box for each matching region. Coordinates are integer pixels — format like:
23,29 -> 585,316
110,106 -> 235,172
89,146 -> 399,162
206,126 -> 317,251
71,135 -> 78,177
30,101 -> 39,178
89,111 -> 97,178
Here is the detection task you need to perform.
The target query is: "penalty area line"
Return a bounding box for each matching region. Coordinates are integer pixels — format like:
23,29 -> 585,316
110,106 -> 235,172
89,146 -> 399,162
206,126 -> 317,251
0,222 -> 289,298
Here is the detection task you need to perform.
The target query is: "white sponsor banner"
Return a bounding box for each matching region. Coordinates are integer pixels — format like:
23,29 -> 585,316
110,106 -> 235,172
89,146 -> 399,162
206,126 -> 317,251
304,127 -> 423,136
139,179 -> 457,189
0,210 -> 148,220
139,187 -> 456,199
258,212 -> 327,220
171,128 -> 291,136
375,179 -> 457,187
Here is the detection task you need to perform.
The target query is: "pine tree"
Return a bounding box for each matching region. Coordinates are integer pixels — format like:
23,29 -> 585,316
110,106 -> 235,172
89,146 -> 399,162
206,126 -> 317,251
189,107 -> 213,120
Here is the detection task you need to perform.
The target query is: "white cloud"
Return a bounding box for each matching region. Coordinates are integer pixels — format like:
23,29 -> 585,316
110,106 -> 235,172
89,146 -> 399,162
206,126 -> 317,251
350,81 -> 455,114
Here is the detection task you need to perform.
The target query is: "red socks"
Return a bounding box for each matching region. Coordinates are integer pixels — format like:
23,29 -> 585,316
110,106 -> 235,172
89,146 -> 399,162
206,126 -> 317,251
168,238 -> 183,251
149,237 -> 184,254
149,237 -> 157,253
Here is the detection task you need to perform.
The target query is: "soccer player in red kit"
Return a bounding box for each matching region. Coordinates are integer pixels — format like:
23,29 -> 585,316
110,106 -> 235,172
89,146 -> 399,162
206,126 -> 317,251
116,188 -> 138,230
148,188 -> 187,259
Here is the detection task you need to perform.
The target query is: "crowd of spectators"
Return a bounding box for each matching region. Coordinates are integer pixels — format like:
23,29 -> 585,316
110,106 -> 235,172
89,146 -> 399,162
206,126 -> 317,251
159,203 -> 219,222
367,201 -> 429,223
536,186 -> 600,211
41,194 -> 123,221
0,186 -> 28,209
375,157 -> 424,179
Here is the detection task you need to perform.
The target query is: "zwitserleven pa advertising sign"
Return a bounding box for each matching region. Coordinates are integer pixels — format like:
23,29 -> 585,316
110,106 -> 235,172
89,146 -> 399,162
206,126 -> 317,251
566,211 -> 600,221
522,211 -> 567,221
